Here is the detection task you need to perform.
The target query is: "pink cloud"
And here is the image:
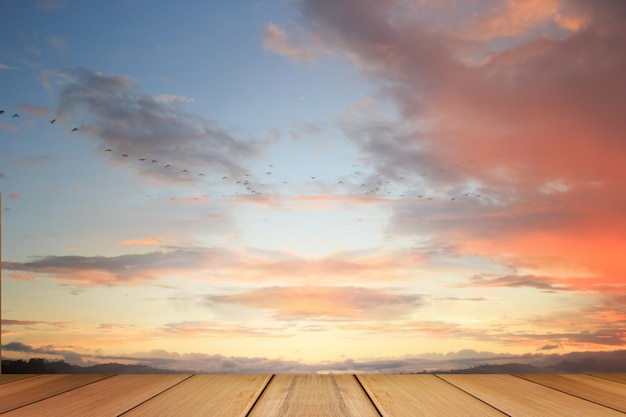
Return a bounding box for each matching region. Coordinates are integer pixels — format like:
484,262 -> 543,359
263,22 -> 315,62
122,237 -> 165,246
16,103 -> 49,117
205,286 -> 423,321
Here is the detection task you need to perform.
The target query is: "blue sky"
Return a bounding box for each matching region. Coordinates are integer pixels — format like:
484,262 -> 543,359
1,0 -> 626,373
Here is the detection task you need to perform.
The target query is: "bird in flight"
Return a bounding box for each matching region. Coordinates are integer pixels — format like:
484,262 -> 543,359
71,127 -> 79,132
122,154 -> 128,158
0,110 -> 4,115
105,149 -> 113,152
50,119 -> 56,124
12,113 -> 20,118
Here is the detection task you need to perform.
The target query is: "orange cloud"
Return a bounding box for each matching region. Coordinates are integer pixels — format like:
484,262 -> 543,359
205,286 -> 422,321
122,237 -> 165,246
264,22 -> 315,62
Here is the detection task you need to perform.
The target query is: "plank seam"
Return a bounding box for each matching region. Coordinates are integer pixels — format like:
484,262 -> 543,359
433,374 -> 512,417
0,374 -> 118,415
116,374 -> 196,417
0,374 -> 41,386
245,374 -> 275,417
587,374 -> 626,385
512,374 -> 626,415
353,374 -> 383,417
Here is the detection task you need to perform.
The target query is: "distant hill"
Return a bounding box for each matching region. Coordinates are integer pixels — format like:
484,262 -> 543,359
2,358 -> 179,374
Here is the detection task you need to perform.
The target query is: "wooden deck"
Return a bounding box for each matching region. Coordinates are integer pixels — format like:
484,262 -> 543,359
1,373 -> 625,416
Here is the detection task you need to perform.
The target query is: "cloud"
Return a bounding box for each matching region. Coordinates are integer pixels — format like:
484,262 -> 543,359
2,246 -> 427,288
263,22 -> 315,62
46,35 -> 68,55
268,0 -> 626,292
205,286 -> 423,321
4,341 -> 626,373
464,0 -> 579,40
162,321 -> 289,338
468,274 -> 569,292
53,67 -> 261,183
2,248 -> 211,287
16,103 -> 49,117
122,237 -> 165,246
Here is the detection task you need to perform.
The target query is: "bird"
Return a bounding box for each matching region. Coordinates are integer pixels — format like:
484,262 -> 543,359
105,149 -> 113,152
71,127 -> 79,132
198,173 -> 205,176
50,119 -> 56,124
222,176 -> 228,180
164,164 -> 171,168
138,158 -> 146,161
0,110 -> 4,115
310,176 -> 316,180
151,160 -> 157,163
122,154 -> 128,158
338,181 -> 344,184
12,113 -> 20,118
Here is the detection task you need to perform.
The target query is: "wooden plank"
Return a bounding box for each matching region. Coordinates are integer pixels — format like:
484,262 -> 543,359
357,374 -> 506,417
0,374 -> 112,413
2,374 -> 190,417
440,374 -> 625,417
248,374 -> 380,417
0,374 -> 39,385
121,374 -> 271,417
591,374 -> 626,384
516,374 -> 626,412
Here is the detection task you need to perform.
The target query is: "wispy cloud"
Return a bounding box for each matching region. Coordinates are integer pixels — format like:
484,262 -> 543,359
2,246 -> 428,288
16,103 -> 49,117
4,340 -> 626,373
53,67 -> 262,183
122,237 -> 165,246
263,22 -> 315,62
205,286 -> 423,321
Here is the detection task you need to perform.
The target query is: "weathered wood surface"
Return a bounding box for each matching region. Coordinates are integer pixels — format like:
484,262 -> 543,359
439,374 -> 626,417
1,373 -> 625,416
122,374 -> 271,417
0,374 -> 112,414
357,374 -> 506,416
247,374 -> 380,417
0,374 -> 38,385
516,374 -> 626,413
1,374 -> 190,417
592,373 -> 626,384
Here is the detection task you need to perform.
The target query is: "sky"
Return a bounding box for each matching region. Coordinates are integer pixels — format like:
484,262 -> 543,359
1,0 -> 625,373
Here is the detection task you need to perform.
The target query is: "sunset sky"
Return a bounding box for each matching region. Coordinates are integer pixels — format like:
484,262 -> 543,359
1,0 -> 625,373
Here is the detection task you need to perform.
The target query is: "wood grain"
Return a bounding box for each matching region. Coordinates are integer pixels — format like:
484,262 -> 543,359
0,374 -> 112,413
0,374 -> 39,385
248,374 -> 380,417
440,374 -> 625,417
591,374 -> 626,384
121,374 -> 271,417
516,374 -> 626,412
357,374 -> 506,417
2,374 -> 190,417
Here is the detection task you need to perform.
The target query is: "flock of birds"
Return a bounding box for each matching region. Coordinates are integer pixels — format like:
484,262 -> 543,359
2,109 -> 488,204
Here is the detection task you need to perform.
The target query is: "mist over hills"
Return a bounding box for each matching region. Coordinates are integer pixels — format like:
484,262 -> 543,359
3,350 -> 626,374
